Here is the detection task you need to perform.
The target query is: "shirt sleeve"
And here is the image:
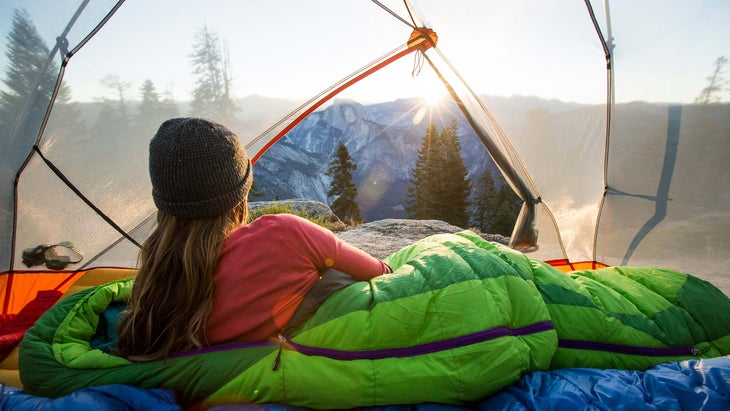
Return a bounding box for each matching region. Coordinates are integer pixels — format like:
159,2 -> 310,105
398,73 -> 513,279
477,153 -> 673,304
281,214 -> 391,280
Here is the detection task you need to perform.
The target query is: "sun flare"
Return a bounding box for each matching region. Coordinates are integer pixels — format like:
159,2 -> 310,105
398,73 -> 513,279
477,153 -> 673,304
420,85 -> 444,107
412,81 -> 447,125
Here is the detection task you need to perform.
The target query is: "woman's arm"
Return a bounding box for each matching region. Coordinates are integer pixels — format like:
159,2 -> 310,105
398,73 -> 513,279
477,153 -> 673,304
282,214 -> 391,280
328,238 -> 393,279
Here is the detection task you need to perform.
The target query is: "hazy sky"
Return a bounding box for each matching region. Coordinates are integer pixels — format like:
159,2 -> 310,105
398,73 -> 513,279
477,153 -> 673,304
1,0 -> 728,105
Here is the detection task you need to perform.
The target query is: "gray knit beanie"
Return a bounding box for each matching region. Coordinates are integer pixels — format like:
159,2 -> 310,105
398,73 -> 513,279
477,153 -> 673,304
149,118 -> 252,219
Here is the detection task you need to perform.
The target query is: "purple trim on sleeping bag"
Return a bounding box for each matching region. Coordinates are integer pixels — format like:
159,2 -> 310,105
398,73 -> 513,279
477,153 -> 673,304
169,321 -> 555,362
285,322 -> 554,360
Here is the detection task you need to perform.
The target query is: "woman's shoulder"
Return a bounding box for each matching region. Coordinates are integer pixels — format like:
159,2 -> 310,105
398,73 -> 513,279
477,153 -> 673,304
232,213 -> 327,245
252,212 -> 308,223
249,213 -> 314,230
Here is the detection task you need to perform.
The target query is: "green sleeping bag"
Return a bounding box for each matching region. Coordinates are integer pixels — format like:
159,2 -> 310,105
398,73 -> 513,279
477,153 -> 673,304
18,231 -> 730,408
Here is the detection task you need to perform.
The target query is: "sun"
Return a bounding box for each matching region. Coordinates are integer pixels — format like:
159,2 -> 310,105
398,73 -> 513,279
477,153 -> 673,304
420,84 -> 444,107
412,82 -> 447,125
410,75 -> 450,125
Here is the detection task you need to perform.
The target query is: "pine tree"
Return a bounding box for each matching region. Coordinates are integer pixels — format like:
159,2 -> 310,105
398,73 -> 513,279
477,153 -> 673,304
159,89 -> 180,119
439,120 -> 471,228
135,79 -> 178,137
491,184 -> 521,236
326,141 -> 361,223
189,26 -> 237,122
138,80 -> 162,117
406,122 -> 440,219
695,56 -> 728,104
406,120 -> 471,227
0,9 -> 71,155
471,165 -> 521,236
471,167 -> 498,232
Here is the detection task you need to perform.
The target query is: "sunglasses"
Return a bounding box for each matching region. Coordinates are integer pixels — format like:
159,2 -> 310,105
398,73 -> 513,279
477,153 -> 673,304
22,242 -> 83,270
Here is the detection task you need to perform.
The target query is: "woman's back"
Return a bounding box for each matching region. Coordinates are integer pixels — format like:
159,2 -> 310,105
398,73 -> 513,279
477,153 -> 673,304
208,213 -> 389,343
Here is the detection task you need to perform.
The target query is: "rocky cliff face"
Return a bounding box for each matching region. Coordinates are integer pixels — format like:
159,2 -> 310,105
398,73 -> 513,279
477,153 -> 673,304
336,218 -> 509,259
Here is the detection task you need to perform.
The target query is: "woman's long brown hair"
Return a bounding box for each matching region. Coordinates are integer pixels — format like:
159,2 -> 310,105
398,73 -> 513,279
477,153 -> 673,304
116,201 -> 248,361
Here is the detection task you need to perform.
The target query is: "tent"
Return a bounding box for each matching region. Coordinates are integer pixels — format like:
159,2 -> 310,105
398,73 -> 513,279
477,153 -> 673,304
0,0 -> 728,382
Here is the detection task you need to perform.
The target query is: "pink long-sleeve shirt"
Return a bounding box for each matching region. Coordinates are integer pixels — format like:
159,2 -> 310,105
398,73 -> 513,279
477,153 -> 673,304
206,213 -> 390,343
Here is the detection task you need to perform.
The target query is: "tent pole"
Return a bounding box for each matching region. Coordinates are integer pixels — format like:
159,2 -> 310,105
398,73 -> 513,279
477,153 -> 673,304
585,0 -> 615,266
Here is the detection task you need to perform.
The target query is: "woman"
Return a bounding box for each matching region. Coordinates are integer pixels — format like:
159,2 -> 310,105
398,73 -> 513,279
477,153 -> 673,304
117,118 -> 391,361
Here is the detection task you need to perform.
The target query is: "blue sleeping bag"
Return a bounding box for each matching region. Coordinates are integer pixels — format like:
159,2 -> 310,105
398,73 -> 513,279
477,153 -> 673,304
477,356 -> 730,411
0,384 -> 180,410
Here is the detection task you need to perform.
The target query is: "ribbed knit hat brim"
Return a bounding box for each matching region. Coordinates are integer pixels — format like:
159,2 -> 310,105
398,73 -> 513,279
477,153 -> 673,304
149,118 -> 252,219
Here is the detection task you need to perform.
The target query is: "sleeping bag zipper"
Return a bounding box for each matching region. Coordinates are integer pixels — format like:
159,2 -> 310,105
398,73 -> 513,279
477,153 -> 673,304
272,335 -> 286,370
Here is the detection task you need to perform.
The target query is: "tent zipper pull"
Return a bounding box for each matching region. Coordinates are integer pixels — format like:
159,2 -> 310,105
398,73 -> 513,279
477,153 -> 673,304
272,335 -> 286,371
